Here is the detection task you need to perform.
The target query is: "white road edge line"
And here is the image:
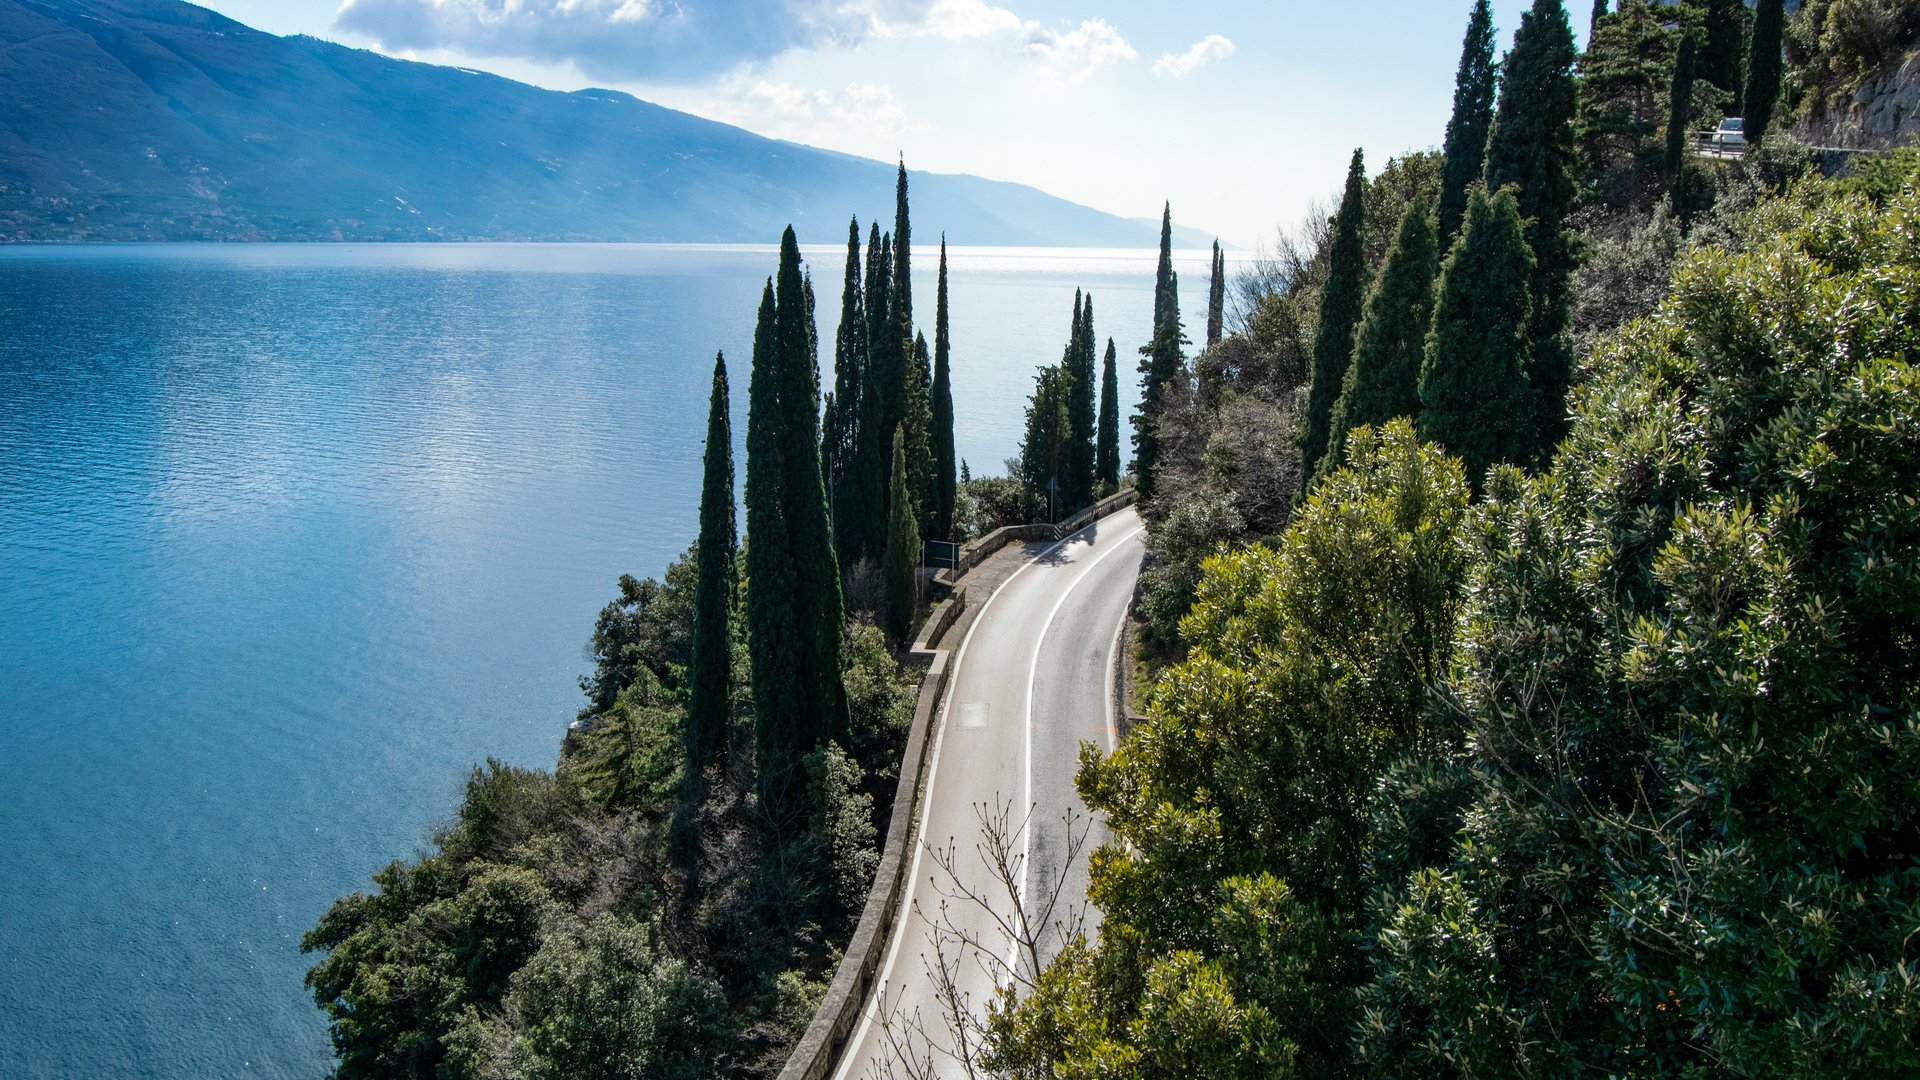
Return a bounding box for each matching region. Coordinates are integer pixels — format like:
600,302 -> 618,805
831,514 -> 1143,1080
1103,598 -> 1127,756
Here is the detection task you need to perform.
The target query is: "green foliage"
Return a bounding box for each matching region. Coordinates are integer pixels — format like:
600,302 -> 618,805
881,424 -> 920,646
303,764 -> 585,1079
443,913 -> 726,1080
1020,349 -> 1074,520
1068,294 -> 1100,510
1136,493 -> 1244,650
1133,204 -> 1186,500
1571,196 -> 1684,357
1206,240 -> 1226,348
687,353 -> 736,774
1438,0 -> 1499,246
1300,149 -> 1370,480
825,218 -> 871,576
1096,339 -> 1121,492
1746,0 -> 1786,142
841,619 -> 916,786
579,557 -> 696,716
1326,203 -> 1439,470
931,239 -> 957,541
1418,185 -> 1538,488
1792,0 -> 1920,107
904,331 -> 937,540
746,230 -> 850,835
1666,25 -> 1700,180
805,742 -> 879,916
1580,0 -> 1683,209
996,423 -> 1470,1077
563,679 -> 683,812
1487,0 -> 1580,458
1837,144 -> 1920,203
954,474 -> 1037,543
1695,0 -> 1750,112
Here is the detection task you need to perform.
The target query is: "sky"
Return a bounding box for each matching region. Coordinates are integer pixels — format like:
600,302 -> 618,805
191,1 -> 1586,249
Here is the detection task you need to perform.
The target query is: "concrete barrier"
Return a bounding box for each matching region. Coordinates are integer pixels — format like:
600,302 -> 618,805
935,487 -> 1139,589
777,487 -> 1140,1080
778,604 -> 960,1080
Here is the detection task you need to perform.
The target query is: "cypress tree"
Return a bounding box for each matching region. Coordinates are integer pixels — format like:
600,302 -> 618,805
688,351 -> 736,774
930,238 -> 956,541
1206,240 -> 1226,347
1696,0 -> 1746,113
1096,338 -> 1120,491
747,230 -> 850,834
1438,0 -> 1499,247
881,424 -> 920,646
826,218 -> 867,574
1589,0 -> 1607,42
1326,203 -> 1439,472
1418,186 -> 1536,489
1666,27 -> 1699,181
892,161 -> 912,346
1743,0 -> 1783,145
1301,149 -> 1371,480
1133,203 -> 1185,500
1064,291 -> 1097,510
1485,0 -> 1578,460
905,331 -> 935,539
849,228 -> 898,571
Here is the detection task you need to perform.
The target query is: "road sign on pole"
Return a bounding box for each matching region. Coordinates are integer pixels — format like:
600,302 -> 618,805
923,540 -> 959,570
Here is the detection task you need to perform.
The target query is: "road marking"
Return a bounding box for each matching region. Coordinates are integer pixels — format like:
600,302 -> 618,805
831,512 -> 1141,1080
1013,525 -> 1146,982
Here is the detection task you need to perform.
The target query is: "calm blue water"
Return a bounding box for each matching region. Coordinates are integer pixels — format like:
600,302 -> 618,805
0,241 -> 1218,1078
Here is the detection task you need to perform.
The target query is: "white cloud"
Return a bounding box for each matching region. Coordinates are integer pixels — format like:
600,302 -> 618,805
1023,18 -> 1138,76
694,80 -> 918,144
1152,34 -> 1234,79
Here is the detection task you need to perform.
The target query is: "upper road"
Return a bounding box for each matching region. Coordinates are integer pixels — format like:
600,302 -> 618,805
834,508 -> 1147,1079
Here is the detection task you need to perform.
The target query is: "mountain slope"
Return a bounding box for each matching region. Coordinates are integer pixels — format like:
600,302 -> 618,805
0,0 -> 1202,246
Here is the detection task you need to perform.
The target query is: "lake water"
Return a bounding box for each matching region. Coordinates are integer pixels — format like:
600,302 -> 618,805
0,242 -> 1221,1078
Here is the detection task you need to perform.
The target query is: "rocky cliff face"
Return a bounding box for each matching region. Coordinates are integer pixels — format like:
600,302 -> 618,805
1797,48 -> 1920,150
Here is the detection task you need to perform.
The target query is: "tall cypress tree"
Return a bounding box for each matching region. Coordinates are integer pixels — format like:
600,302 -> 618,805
688,351 -> 736,774
1418,186 -> 1536,489
1301,149 -> 1371,480
930,238 -> 956,542
1206,240 -> 1226,347
1696,0 -> 1747,113
1744,0 -> 1783,144
1096,338 -> 1120,492
1438,0 -> 1499,247
1133,203 -> 1185,500
892,161 -> 913,346
905,331 -> 935,539
1326,203 -> 1439,472
826,218 -> 867,574
1485,0 -> 1578,460
1666,26 -> 1699,181
747,230 -> 850,833
849,228 -> 898,571
881,424 -> 920,646
1064,291 -> 1097,510
1589,0 -> 1607,42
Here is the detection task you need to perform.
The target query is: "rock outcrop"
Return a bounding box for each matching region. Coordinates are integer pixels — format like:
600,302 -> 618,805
1798,48 -> 1920,150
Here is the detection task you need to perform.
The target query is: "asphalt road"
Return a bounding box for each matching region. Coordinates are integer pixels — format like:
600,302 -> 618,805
834,508 -> 1147,1080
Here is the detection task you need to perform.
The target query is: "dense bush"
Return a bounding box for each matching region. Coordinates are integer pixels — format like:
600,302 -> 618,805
994,172 -> 1920,1078
306,551 -> 922,1079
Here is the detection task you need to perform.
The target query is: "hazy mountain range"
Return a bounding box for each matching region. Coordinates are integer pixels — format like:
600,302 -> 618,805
0,0 -> 1209,246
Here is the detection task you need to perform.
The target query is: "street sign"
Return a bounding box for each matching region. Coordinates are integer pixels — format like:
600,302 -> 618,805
923,539 -> 959,570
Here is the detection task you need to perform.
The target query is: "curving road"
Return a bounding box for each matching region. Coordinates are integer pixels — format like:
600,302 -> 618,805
834,508 -> 1147,1080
